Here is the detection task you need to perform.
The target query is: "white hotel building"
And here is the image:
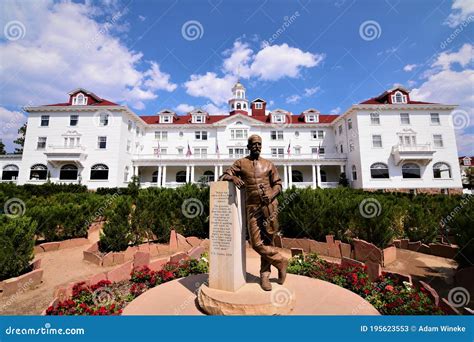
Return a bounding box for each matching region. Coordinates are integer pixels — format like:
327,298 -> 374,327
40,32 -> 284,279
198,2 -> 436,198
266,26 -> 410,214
0,82 -> 463,194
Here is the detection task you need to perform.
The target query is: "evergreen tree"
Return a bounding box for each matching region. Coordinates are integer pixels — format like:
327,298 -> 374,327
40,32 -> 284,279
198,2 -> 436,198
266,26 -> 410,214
0,139 -> 6,155
13,123 -> 27,154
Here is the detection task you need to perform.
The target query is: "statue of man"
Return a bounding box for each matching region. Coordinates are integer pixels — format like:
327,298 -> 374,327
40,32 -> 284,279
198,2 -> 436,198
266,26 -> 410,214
220,134 -> 288,291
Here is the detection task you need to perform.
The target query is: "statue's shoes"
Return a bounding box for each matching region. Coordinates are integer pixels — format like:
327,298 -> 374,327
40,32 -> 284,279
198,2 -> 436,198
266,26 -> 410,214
277,258 -> 288,285
260,275 -> 272,291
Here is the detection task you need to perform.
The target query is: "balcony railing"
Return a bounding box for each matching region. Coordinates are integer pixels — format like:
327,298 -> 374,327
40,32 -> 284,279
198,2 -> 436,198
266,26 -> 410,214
391,143 -> 435,165
392,143 -> 433,153
46,145 -> 86,153
133,152 -> 346,161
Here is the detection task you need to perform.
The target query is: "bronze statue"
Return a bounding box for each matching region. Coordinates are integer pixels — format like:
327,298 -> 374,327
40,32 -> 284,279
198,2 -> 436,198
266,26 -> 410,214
220,134 -> 288,291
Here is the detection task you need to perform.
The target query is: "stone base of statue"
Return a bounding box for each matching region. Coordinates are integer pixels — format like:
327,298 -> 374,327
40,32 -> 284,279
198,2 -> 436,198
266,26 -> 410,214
197,282 -> 296,315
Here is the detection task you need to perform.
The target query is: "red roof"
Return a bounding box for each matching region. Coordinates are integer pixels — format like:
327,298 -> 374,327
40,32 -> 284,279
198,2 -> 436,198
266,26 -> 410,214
360,98 -> 435,105
43,99 -> 119,107
359,87 -> 436,105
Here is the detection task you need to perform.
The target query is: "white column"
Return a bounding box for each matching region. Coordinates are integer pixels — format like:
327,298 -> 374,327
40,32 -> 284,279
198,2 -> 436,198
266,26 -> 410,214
157,165 -> 162,187
288,165 -> 293,188
214,165 -> 219,181
162,165 -> 167,187
133,166 -> 137,176
283,165 -> 288,190
312,164 -> 316,189
340,165 -> 345,174
186,165 -> 190,183
191,165 -> 195,183
316,165 -> 321,188
219,165 -> 223,175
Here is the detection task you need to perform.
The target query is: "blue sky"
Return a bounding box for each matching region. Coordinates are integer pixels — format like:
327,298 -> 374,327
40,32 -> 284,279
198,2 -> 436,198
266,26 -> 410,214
0,0 -> 473,155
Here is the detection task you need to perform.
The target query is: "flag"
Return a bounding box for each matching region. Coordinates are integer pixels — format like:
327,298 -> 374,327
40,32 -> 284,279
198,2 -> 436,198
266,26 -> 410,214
287,140 -> 291,156
186,142 -> 192,157
215,139 -> 220,158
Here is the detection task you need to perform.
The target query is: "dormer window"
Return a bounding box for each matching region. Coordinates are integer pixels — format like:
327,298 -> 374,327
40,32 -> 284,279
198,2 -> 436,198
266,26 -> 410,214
391,91 -> 407,104
160,115 -> 172,123
272,114 -> 285,124
305,115 -> 318,123
72,93 -> 87,105
255,103 -> 263,109
192,115 -> 205,123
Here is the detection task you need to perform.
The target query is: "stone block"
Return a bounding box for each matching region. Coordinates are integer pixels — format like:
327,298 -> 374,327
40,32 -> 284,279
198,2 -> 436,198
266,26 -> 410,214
149,244 -> 160,257
353,239 -> 383,265
419,281 -> 439,306
186,236 -> 202,247
138,243 -> 151,253
383,246 -> 397,266
187,246 -> 205,260
34,246 -> 45,254
341,257 -> 365,268
392,239 -> 401,248
365,262 -> 382,281
31,259 -> 42,270
124,246 -> 138,261
419,244 -> 431,254
2,269 -> 43,296
106,261 -> 132,283
149,258 -> 168,272
339,242 -> 352,258
169,252 -> 188,264
290,248 -> 304,257
176,233 -> 193,251
102,253 -> 115,267
89,272 -> 108,285
327,244 -> 341,258
400,239 -> 409,249
407,241 -> 422,252
40,242 -> 60,252
429,243 -> 458,259
87,242 -> 99,252
133,251 -> 150,268
59,238 -> 89,249
440,298 -> 461,315
83,251 -> 102,266
112,252 -> 125,265
325,235 -> 334,244
169,229 -> 178,251
308,240 -> 328,256
199,238 -> 210,249
282,238 -> 311,252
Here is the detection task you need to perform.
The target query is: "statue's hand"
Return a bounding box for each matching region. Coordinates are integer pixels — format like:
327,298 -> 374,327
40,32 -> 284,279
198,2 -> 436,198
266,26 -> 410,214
232,176 -> 245,189
262,189 -> 277,204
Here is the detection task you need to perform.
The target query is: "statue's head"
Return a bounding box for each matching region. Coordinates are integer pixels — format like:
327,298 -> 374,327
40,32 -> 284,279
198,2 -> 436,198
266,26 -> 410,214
247,134 -> 262,158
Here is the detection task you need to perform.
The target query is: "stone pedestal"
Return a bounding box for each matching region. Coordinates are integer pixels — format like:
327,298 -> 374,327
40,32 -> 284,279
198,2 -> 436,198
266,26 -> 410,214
208,181 -> 246,292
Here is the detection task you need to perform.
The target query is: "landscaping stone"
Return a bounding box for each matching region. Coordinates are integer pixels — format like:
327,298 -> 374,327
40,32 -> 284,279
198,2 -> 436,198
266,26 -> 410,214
325,235 -> 334,244
407,241 -> 421,252
149,258 -> 168,272
341,257 -> 365,268
353,239 -> 383,265
365,262 -> 382,281
290,248 -> 304,257
199,238 -> 210,249
187,246 -> 205,260
2,269 -> 43,296
31,259 -> 42,270
383,246 -> 397,265
440,298 -> 461,315
339,242 -> 352,258
59,238 -> 89,249
176,233 -> 193,250
133,252 -> 150,268
419,281 -> 439,306
308,240 -> 328,256
327,243 -> 341,258
40,242 -> 60,252
400,239 -> 409,249
124,246 -> 138,261
169,230 -> 178,251
419,244 -> 431,254
169,252 -> 188,264
87,242 -> 99,253
112,252 -> 125,265
185,236 -> 202,247
89,272 -> 108,285
101,253 -> 115,267
282,238 -> 311,252
429,243 -> 458,259
106,261 -> 132,283
83,251 -> 102,266
34,246 -> 45,254
392,239 -> 401,248
138,243 -> 151,253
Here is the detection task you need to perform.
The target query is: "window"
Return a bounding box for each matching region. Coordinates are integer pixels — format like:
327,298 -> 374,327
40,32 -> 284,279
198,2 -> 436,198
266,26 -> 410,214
433,134 -> 444,148
195,131 -> 208,140
229,148 -> 247,158
338,125 -> 343,134
311,130 -> 324,140
203,170 -> 215,182
41,115 -> 49,127
192,115 -> 205,123
155,131 -> 168,140
305,115 -> 317,123
348,119 -> 352,130
230,129 -> 248,140
128,120 -> 132,131
60,164 -> 78,180
194,148 -> 207,158
30,164 -> 48,180
295,131 -> 299,137
152,171 -> 159,183
98,136 -> 107,149
402,163 -> 421,178
255,102 -> 263,109
236,103 -> 242,110
351,165 -> 357,181
320,170 -> 327,182
271,147 -> 284,158
90,164 -> 109,180
391,91 -> 407,104
399,134 -> 417,146
370,113 -> 380,125
70,115 -> 78,126
72,94 -> 87,105
340,144 -> 344,153
292,170 -> 303,182
179,131 -> 184,137
271,131 -> 284,140
433,162 -> 451,179
272,114 -> 285,123
294,147 -> 301,155
176,171 -> 187,183
64,137 -> 80,147
37,137 -> 47,149
370,163 -> 389,179
2,164 -> 19,180
400,113 -> 410,125
430,113 -> 440,125
154,147 -> 167,155
160,115 -> 172,123
372,135 -> 382,148
99,112 -> 108,126
177,147 -> 184,155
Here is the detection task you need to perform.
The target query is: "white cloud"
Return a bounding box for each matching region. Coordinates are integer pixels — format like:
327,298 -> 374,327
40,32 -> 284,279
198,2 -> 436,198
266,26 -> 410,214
184,73 -> 236,106
304,87 -> 320,96
138,15 -> 146,21
330,107 -> 341,114
175,103 -> 194,113
203,103 -> 227,115
0,1 -> 176,110
411,44 -> 474,155
403,64 -> 418,72
222,40 -> 253,79
0,107 -> 27,152
445,0 -> 474,27
286,95 -> 302,104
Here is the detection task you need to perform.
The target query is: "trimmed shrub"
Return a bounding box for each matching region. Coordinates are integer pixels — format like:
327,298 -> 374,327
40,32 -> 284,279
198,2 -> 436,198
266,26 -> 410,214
99,196 -> 133,252
0,216 -> 37,280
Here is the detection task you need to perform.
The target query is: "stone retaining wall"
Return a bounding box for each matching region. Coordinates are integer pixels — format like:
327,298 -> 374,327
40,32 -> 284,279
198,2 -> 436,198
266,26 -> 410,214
280,235 -> 352,260
393,238 -> 459,259
0,259 -> 43,297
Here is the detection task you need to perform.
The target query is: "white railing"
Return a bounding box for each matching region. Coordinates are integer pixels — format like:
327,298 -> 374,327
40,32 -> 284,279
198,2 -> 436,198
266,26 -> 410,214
319,182 -> 339,188
292,182 -> 313,188
46,145 -> 86,153
133,152 -> 346,161
392,143 -> 433,153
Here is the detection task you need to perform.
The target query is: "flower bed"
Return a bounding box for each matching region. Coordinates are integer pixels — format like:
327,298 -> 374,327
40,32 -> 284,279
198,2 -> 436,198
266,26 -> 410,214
287,254 -> 444,315
45,255 -> 208,315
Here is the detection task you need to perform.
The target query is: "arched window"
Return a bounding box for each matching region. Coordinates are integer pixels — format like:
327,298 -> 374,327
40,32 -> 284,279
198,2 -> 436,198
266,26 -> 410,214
292,170 -> 303,182
2,164 -> 19,180
320,170 -> 327,182
237,103 -> 242,110
402,163 -> 421,179
243,103 -> 247,109
90,164 -> 109,180
433,162 -> 451,179
392,91 -> 406,104
203,170 -> 214,182
370,163 -> 389,179
176,170 -> 186,183
60,164 -> 78,180
351,165 -> 357,181
30,164 -> 48,180
152,170 -> 158,183
231,103 -> 235,109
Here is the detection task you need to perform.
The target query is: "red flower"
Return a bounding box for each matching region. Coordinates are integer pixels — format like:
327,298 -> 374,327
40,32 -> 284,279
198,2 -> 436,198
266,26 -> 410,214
385,285 -> 394,292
